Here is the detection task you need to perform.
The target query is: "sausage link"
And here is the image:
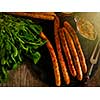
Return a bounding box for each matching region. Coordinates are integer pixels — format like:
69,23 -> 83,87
40,32 -> 61,86
54,16 -> 70,85
64,21 -> 87,74
62,27 -> 83,81
7,12 -> 55,20
59,29 -> 77,77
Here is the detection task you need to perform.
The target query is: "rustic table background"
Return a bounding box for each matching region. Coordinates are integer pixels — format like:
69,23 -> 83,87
0,62 -> 100,87
0,63 -> 48,87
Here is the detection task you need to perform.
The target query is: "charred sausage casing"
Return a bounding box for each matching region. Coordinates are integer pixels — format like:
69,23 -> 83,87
40,32 -> 61,86
59,29 -> 77,77
54,16 -> 70,85
64,21 -> 87,74
62,27 -> 83,81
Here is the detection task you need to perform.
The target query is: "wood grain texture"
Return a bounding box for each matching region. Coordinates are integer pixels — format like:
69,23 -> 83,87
0,63 -> 47,87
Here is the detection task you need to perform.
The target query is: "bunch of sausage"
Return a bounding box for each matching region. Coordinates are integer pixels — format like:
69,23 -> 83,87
40,16 -> 88,86
5,12 -> 87,86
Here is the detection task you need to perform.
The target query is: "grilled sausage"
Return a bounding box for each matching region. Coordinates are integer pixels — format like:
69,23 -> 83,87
62,27 -> 83,81
7,12 -> 55,20
40,32 -> 61,86
54,16 -> 70,85
59,29 -> 77,77
64,21 -> 87,74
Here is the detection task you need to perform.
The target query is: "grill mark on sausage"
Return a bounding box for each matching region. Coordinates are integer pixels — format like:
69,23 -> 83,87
54,16 -> 70,85
59,29 -> 77,77
62,27 -> 83,81
64,21 -> 87,74
40,32 -> 61,86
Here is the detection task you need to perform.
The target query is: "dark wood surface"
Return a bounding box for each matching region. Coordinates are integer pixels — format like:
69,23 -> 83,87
0,63 -> 48,87
0,62 -> 100,87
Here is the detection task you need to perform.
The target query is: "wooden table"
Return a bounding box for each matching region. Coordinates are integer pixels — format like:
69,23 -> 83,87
0,63 -> 100,87
0,63 -> 48,87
